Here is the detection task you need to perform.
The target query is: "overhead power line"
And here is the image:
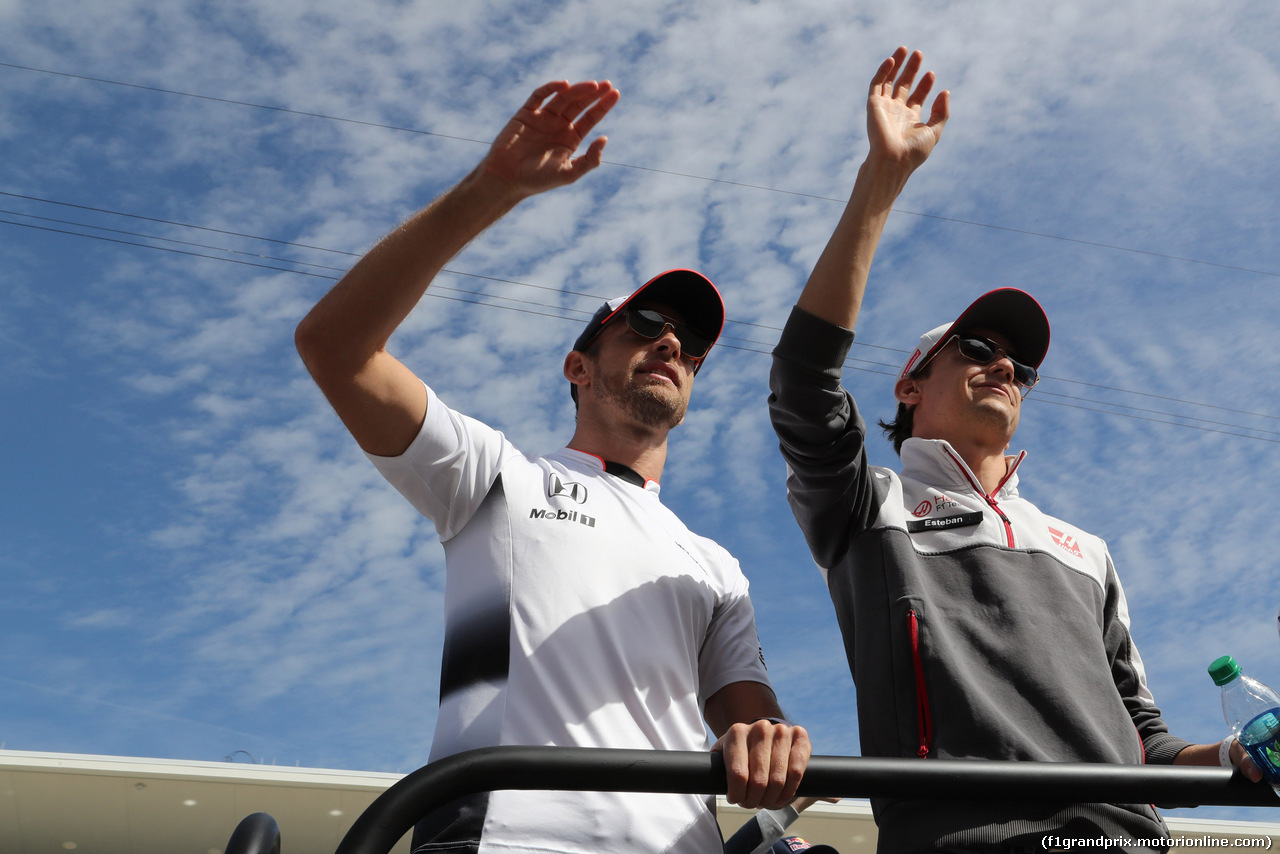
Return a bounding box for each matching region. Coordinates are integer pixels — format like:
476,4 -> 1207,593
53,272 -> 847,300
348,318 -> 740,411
3,62 -> 1277,442
0,189 -> 353,254
3,198 -> 1277,445
6,185 -> 1280,427
3,60 -> 1277,281
0,61 -> 491,145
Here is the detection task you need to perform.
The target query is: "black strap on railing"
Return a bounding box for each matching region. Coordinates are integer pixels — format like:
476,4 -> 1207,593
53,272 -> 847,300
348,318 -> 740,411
334,747 -> 1278,854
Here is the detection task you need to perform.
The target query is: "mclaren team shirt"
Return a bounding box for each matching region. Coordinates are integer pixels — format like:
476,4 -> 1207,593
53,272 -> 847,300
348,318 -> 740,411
367,383 -> 772,854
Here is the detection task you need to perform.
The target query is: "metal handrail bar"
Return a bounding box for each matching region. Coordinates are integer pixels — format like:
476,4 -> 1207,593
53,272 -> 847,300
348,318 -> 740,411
226,811 -> 282,854
334,747 -> 1278,854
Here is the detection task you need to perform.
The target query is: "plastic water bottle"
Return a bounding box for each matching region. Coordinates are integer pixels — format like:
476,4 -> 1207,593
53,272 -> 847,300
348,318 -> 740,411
1208,655 -> 1280,795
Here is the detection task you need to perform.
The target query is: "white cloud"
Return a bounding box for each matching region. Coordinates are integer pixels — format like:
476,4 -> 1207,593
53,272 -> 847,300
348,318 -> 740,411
3,0 -> 1280,826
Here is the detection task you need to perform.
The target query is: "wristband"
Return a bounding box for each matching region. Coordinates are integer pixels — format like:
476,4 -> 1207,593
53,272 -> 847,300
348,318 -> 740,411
1219,734 -> 1237,768
752,716 -> 794,727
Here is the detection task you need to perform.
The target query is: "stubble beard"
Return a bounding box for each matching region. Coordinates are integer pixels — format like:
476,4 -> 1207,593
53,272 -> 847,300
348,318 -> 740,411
592,361 -> 687,430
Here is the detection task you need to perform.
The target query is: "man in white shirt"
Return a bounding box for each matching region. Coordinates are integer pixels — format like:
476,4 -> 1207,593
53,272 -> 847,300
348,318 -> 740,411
296,78 -> 809,854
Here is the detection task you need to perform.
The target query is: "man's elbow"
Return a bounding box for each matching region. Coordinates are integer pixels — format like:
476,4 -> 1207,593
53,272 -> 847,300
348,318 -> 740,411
294,311 -> 345,382
294,310 -> 322,363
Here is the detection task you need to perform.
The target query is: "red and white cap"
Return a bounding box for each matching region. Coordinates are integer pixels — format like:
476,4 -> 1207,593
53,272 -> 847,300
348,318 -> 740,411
897,288 -> 1051,381
572,269 -> 724,363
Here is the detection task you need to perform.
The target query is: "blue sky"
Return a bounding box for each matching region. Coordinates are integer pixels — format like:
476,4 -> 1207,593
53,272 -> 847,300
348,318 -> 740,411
3,0 -> 1280,826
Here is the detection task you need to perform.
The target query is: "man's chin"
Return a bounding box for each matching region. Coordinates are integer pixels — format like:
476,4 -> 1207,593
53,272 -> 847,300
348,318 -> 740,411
593,382 -> 686,430
970,398 -> 1018,431
637,402 -> 686,430
628,387 -> 687,429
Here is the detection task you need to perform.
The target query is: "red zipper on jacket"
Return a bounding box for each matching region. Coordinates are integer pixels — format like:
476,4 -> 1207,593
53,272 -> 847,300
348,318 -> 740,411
988,499 -> 1014,547
908,609 -> 932,758
941,447 -> 1024,548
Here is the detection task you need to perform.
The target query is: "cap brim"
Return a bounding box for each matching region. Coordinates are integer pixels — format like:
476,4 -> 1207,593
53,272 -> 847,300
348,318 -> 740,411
921,288 -> 1050,370
572,269 -> 725,355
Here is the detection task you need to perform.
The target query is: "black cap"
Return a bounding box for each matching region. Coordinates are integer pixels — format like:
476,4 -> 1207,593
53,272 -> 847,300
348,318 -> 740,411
572,269 -> 725,370
899,288 -> 1051,380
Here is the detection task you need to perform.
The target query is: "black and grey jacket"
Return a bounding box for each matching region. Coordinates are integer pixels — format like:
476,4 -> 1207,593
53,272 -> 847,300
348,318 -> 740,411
769,306 -> 1189,853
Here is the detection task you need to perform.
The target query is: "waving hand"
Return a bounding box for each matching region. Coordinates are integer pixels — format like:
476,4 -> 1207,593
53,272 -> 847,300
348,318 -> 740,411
796,46 -> 949,330
481,80 -> 621,195
866,47 -> 949,175
297,79 -> 619,458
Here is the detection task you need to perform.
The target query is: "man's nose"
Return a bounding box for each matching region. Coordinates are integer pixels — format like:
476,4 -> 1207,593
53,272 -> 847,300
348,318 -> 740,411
653,325 -> 682,357
989,354 -> 1016,381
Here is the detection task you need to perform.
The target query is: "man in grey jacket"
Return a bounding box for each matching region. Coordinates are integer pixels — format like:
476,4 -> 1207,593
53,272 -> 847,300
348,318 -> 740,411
766,46 -> 1260,852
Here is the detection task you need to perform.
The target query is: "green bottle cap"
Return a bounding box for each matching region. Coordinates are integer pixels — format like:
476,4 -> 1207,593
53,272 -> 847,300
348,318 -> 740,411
1209,655 -> 1241,686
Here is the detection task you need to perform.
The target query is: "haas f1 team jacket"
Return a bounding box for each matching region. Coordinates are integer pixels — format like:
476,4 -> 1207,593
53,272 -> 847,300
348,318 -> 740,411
768,306 -> 1190,853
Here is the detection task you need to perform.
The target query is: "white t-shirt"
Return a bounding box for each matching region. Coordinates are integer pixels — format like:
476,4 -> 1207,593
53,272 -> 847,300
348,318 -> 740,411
367,384 -> 772,854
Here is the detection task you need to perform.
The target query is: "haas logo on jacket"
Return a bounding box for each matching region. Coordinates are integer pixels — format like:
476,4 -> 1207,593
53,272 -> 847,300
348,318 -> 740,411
1048,526 -> 1084,558
912,493 -> 960,518
546,472 -> 588,504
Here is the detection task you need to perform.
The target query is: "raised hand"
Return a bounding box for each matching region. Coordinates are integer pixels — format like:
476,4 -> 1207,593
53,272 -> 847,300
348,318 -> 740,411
866,46 -> 949,174
795,48 -> 950,330
481,80 -> 621,196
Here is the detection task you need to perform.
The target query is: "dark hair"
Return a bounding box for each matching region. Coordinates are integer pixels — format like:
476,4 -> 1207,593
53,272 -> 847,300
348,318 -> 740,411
877,361 -> 932,455
877,404 -> 914,455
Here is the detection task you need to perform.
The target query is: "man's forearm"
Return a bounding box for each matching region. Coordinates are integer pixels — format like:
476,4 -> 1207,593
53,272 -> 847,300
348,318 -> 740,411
294,79 -> 617,457
795,48 -> 948,332
296,166 -> 525,377
797,155 -> 914,331
704,680 -> 787,737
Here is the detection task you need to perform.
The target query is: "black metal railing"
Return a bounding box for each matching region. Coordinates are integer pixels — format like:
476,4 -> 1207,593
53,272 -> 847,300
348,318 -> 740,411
225,747 -> 1279,854
226,811 -> 281,854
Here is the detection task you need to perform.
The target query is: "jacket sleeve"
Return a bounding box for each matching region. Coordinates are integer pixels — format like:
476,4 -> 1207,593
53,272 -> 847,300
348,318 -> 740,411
767,305 -> 880,571
1102,551 -> 1191,764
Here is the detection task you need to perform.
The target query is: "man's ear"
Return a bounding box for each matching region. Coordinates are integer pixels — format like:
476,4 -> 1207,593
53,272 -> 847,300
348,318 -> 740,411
895,376 -> 922,406
564,350 -> 591,390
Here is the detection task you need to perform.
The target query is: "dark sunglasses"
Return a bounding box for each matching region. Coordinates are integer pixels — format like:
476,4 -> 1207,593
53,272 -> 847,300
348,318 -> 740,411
624,308 -> 714,361
923,334 -> 1040,393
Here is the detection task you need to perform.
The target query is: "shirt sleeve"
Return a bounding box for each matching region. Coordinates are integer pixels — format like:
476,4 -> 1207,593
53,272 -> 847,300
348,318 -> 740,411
364,382 -> 512,542
697,547 -> 773,704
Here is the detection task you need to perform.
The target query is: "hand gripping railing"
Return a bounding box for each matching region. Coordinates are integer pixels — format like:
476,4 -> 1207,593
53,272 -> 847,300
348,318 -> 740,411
328,747 -> 1278,854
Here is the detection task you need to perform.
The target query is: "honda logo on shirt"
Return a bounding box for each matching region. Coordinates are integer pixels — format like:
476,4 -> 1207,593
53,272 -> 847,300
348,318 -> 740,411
547,473 -> 588,504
